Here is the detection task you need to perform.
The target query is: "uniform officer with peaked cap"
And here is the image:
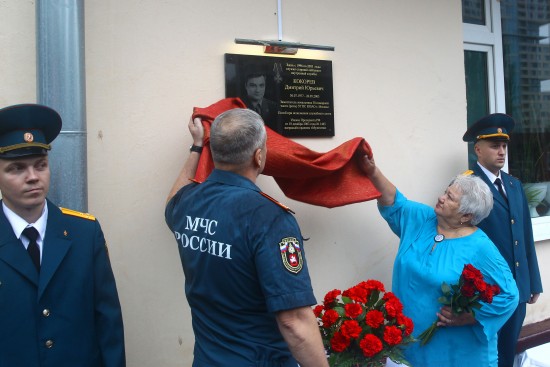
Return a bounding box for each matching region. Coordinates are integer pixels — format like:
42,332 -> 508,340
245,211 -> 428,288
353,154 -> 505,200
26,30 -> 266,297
0,104 -> 126,367
463,113 -> 542,367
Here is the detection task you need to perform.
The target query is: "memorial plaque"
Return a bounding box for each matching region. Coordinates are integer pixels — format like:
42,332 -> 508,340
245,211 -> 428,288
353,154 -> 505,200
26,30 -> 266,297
225,53 -> 334,137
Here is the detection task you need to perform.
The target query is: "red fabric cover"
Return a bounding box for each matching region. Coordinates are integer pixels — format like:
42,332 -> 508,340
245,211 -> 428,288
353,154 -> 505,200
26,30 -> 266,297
192,98 -> 381,208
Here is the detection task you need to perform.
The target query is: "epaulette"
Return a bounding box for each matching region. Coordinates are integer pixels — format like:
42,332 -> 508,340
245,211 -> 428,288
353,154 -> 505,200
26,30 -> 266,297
188,178 -> 203,184
60,207 -> 96,221
260,192 -> 295,214
462,170 -> 474,176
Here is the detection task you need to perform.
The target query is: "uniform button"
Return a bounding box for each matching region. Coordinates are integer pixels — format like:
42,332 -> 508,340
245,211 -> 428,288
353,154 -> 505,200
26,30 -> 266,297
45,340 -> 54,348
515,241 -> 519,246
511,219 -> 515,224
42,309 -> 50,317
516,262 -> 520,267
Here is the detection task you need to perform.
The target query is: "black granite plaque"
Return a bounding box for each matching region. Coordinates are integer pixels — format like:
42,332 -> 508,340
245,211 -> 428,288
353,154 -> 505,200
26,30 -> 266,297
225,53 -> 334,137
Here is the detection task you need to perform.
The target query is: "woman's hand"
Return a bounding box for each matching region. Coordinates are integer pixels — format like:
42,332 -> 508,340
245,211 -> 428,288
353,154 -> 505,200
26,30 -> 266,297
356,153 -> 396,206
436,306 -> 477,327
357,154 -> 377,177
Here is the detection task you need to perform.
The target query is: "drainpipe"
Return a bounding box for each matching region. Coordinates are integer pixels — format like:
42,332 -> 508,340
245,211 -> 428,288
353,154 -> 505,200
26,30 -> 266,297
36,0 -> 87,211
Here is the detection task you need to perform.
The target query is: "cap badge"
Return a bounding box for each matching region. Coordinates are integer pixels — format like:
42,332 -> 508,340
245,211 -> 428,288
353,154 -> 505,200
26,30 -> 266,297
497,128 -> 503,133
24,132 -> 34,143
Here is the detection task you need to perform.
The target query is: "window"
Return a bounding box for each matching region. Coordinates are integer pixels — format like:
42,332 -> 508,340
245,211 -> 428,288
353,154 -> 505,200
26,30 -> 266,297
464,46 -> 492,167
463,0 -> 550,240
463,0 -> 487,25
500,0 -> 550,222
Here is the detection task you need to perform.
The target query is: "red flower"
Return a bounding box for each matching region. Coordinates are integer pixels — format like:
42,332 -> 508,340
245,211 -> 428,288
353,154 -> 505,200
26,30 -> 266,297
314,280 -> 415,365
365,310 -> 385,328
324,289 -> 341,306
341,320 -> 362,339
358,279 -> 386,293
462,264 -> 482,282
461,282 -> 476,297
418,264 -> 500,346
481,284 -> 501,303
313,304 -> 324,318
474,278 -> 487,292
383,325 -> 403,346
384,297 -> 404,318
345,303 -> 363,319
480,286 -> 495,303
397,314 -> 414,336
343,285 -> 368,303
322,309 -> 339,327
330,331 -> 350,353
359,334 -> 383,357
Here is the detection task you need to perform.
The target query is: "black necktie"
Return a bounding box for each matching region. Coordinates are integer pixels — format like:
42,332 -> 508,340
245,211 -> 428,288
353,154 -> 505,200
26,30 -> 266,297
494,178 -> 508,204
23,227 -> 40,271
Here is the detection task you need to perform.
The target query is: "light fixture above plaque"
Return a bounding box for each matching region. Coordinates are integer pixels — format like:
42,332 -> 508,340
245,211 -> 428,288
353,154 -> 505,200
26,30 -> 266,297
234,0 -> 334,55
234,38 -> 335,55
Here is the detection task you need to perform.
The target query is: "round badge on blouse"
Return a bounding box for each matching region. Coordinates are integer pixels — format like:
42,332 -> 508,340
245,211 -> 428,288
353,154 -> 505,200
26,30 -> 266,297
434,234 -> 445,242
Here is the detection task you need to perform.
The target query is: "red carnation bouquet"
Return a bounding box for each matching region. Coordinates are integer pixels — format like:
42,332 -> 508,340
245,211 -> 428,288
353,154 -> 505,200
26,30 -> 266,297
314,280 -> 415,367
418,264 -> 501,346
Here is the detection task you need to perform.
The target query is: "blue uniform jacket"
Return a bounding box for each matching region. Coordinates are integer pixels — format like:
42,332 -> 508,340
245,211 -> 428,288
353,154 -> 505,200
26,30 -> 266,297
0,200 -> 125,367
166,169 -> 316,367
473,165 -> 543,302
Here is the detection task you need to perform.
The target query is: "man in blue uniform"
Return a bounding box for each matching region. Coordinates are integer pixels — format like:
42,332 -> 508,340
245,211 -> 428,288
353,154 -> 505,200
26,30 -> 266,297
165,108 -> 328,367
0,104 -> 125,367
463,113 -> 543,367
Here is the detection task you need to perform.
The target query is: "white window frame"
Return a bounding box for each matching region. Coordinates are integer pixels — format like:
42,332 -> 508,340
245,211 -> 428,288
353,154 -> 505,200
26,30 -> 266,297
463,0 -> 550,241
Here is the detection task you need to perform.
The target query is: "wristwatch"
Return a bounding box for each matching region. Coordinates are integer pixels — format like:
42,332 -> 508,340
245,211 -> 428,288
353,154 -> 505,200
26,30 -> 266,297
190,145 -> 203,154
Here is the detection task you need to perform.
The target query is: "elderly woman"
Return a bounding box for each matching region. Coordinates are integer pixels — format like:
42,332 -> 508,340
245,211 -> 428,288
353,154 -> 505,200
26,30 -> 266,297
358,156 -> 519,367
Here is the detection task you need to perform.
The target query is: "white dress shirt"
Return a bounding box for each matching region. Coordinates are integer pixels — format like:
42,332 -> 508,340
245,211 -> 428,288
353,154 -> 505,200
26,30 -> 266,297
2,202 -> 48,262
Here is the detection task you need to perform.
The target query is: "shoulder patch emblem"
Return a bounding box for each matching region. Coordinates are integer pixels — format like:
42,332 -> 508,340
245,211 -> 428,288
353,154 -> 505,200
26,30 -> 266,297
260,192 -> 295,214
60,207 -> 96,221
279,237 -> 303,274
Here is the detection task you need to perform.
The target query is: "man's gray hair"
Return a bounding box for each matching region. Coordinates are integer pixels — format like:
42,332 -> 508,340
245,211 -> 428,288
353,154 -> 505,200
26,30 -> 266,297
210,108 -> 267,166
451,174 -> 494,225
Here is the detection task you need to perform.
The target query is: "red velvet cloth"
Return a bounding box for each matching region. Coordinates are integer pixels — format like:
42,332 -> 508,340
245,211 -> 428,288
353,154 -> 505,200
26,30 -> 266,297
192,98 -> 381,208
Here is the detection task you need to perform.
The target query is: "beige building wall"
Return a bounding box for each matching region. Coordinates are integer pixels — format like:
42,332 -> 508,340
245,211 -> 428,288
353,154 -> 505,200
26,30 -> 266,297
1,1 -> 549,366
0,0 -> 36,105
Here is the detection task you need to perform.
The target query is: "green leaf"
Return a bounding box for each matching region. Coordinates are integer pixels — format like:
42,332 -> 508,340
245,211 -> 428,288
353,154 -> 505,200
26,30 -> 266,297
441,282 -> 452,294
334,306 -> 346,317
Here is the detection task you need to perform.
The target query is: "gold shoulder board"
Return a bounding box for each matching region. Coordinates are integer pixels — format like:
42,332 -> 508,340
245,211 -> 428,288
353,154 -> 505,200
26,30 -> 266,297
260,192 -> 295,214
60,207 -> 96,221
462,170 -> 474,176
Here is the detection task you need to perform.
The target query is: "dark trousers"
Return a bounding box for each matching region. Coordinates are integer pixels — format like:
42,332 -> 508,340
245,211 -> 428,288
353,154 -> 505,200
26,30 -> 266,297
498,302 -> 526,367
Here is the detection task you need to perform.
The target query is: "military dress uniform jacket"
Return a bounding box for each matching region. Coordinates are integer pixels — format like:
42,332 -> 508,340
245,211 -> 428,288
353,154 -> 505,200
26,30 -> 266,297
241,96 -> 279,130
0,200 -> 125,367
473,165 -> 543,302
